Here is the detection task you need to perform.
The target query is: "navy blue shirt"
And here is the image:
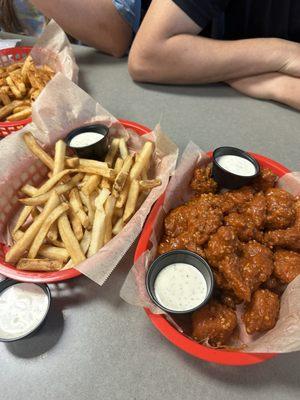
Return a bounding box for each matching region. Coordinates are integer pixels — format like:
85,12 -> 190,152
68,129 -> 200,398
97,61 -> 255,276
172,0 -> 300,42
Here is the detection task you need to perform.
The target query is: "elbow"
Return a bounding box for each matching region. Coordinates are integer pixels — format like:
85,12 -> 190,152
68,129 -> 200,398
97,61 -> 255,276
107,41 -> 129,58
128,45 -> 159,82
93,39 -> 129,58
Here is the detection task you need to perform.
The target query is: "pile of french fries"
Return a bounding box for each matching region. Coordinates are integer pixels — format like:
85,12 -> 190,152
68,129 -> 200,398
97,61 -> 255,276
0,55 -> 55,122
5,132 -> 161,271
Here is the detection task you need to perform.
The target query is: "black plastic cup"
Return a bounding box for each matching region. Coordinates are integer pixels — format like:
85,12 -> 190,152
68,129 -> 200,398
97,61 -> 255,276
212,146 -> 260,189
0,279 -> 51,342
146,250 -> 214,314
65,124 -> 109,161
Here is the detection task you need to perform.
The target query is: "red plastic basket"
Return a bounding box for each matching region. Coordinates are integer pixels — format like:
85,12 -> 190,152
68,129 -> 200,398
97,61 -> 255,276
0,47 -> 33,137
135,152 -> 290,366
0,118 -> 150,283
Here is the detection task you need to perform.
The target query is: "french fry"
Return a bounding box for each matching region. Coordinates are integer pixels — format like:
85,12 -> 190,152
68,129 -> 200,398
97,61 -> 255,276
82,174 -> 101,195
69,208 -> 83,241
105,138 -> 120,167
28,67 -> 44,90
62,230 -> 91,270
9,71 -> 26,96
21,184 -> 38,196
20,173 -> 83,206
95,188 -> 111,210
12,230 -> 24,241
139,178 -> 162,190
112,217 -> 124,236
6,107 -> 31,121
7,62 -> 23,72
17,258 -> 63,271
119,138 -> 128,160
13,105 -> 31,113
6,76 -> 22,99
100,177 -> 111,190
47,221 -> 58,241
30,89 -> 41,102
38,245 -> 69,262
0,89 -> 11,105
5,191 -> 60,264
53,140 -> 66,176
112,155 -> 133,197
23,132 -> 54,169
104,195 -> 116,243
65,157 -> 79,168
0,100 -> 23,121
79,191 -> 94,225
41,65 -> 55,75
69,188 -> 90,229
48,239 -> 65,248
28,202 -> 69,259
78,165 -> 116,180
130,141 -> 154,180
88,208 -> 106,257
58,213 -> 86,265
12,205 -> 33,233
21,55 -> 33,83
123,179 -> 140,222
115,179 -> 130,209
114,157 -> 123,173
79,159 -> 108,169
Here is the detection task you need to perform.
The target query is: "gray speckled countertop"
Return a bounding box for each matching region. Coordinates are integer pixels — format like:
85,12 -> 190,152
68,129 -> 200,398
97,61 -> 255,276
1,33 -> 299,400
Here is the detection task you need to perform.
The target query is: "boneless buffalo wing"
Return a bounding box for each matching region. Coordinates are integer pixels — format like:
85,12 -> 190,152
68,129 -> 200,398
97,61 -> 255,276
274,249 -> 300,284
243,289 -> 280,334
192,300 -> 237,346
159,165 -> 300,347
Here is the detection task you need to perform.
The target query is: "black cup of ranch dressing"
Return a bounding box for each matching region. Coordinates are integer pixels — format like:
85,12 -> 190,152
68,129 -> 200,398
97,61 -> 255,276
212,146 -> 260,189
66,124 -> 109,161
146,250 -> 214,314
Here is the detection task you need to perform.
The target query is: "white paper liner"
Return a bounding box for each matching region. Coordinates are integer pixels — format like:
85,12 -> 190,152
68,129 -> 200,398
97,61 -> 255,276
120,141 -> 300,353
0,73 -> 178,286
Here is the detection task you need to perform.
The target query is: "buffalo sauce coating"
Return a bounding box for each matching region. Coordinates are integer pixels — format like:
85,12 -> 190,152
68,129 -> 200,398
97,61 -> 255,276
158,165 -> 300,346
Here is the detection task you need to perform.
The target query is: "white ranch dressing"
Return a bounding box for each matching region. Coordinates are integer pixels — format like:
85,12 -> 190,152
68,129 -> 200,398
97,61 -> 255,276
216,154 -> 256,176
154,263 -> 207,312
0,283 -> 49,340
70,131 -> 104,148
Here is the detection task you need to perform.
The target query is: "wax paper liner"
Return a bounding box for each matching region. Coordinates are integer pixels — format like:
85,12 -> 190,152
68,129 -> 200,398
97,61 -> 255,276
0,73 -> 178,285
0,19 -> 78,83
120,141 -> 300,353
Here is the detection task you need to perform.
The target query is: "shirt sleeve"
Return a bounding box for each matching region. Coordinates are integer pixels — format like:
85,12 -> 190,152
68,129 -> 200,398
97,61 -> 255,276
172,0 -> 230,29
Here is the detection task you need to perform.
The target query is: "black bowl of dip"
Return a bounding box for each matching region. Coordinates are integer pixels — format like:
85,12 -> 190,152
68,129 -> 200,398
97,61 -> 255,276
212,146 -> 260,189
0,279 -> 51,342
66,123 -> 109,161
146,250 -> 214,314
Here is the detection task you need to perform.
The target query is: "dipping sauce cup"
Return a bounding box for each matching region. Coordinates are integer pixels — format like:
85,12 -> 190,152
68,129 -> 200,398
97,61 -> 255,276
0,279 -> 51,342
66,123 -> 109,161
212,146 -> 260,189
146,250 -> 214,314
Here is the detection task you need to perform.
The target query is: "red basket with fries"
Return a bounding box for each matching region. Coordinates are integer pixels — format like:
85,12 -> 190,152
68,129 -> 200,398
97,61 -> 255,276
0,47 -> 33,137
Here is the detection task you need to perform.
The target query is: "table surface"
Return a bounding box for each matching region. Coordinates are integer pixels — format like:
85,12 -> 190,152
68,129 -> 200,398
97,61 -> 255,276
1,34 -> 299,400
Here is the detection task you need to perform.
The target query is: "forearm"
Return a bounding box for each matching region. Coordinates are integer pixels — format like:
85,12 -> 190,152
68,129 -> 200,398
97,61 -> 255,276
130,35 -> 293,84
228,73 -> 300,111
30,0 -> 132,56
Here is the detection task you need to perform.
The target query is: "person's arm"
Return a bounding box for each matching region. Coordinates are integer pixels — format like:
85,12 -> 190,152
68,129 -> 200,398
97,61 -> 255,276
30,0 -> 132,57
228,73 -> 300,111
128,0 -> 300,84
